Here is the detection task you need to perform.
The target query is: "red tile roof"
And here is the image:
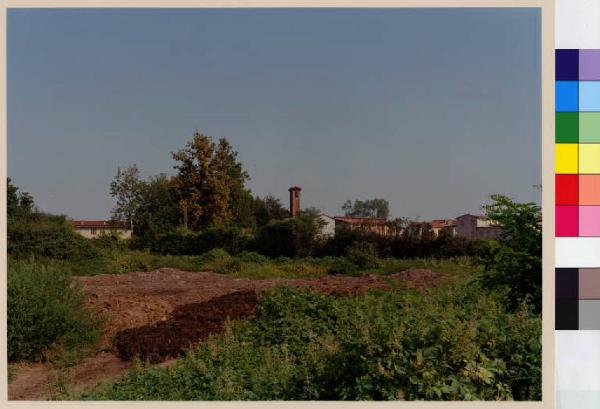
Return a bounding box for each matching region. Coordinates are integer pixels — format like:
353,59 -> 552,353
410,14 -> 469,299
429,219 -> 457,228
71,220 -> 127,228
334,216 -> 387,225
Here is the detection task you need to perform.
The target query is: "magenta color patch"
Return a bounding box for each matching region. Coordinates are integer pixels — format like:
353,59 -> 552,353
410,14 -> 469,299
580,50 -> 600,80
556,206 -> 579,237
580,206 -> 600,236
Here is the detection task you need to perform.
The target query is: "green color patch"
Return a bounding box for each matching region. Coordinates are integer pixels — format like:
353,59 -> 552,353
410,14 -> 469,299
580,112 -> 600,143
556,112 -> 579,143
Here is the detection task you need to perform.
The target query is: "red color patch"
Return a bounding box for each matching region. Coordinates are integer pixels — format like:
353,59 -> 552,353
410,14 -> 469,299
556,174 -> 579,205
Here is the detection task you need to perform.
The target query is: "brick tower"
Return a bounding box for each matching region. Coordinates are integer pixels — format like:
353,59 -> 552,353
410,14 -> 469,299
289,186 -> 301,218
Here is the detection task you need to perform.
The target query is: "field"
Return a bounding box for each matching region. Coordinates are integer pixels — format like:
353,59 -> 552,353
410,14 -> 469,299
7,255 -> 541,401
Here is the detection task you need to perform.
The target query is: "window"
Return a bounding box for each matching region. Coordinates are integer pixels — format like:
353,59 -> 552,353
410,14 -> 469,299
91,228 -> 97,235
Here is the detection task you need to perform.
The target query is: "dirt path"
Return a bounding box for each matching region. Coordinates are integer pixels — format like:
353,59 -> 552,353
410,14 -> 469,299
8,267 -> 445,400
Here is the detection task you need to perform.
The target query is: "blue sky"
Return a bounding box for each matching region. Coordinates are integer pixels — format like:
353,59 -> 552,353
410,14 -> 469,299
8,8 -> 541,220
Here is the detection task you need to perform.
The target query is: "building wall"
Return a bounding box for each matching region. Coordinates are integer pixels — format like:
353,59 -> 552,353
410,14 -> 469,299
456,214 -> 502,240
317,215 -> 336,238
75,227 -> 132,240
456,215 -> 477,240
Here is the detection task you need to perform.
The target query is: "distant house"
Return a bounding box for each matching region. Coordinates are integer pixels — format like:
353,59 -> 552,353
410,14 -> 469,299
71,220 -> 132,239
455,214 -> 501,240
317,214 -> 336,238
334,216 -> 388,235
286,186 -> 389,237
430,219 -> 457,237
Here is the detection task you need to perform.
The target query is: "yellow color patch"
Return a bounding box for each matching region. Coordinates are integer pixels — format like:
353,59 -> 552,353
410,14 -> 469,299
580,144 -> 600,174
556,144 -> 579,174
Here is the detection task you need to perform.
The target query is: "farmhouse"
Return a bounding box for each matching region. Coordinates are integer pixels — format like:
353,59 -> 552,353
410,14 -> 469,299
429,219 -> 458,237
71,220 -> 132,239
455,214 -> 502,240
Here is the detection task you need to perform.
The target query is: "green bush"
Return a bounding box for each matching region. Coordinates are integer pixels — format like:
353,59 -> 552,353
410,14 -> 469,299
8,260 -> 103,362
479,195 -> 542,312
345,241 -> 382,269
8,213 -> 102,262
85,282 -> 540,401
327,257 -> 359,276
238,251 -> 269,263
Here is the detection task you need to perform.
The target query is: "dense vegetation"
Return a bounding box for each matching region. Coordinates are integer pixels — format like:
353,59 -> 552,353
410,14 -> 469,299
84,280 -> 541,401
7,260 -> 103,362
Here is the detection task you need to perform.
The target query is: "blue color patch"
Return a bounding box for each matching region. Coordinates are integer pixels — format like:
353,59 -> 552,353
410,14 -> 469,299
580,81 -> 600,112
556,81 -> 579,112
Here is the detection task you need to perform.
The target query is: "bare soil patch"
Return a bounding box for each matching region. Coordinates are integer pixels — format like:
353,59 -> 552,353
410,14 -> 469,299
9,266 -> 445,400
114,290 -> 259,363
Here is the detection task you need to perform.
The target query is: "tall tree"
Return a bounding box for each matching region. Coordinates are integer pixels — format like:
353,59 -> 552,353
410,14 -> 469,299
133,173 -> 181,243
341,198 -> 390,219
171,132 -> 249,230
109,165 -> 144,230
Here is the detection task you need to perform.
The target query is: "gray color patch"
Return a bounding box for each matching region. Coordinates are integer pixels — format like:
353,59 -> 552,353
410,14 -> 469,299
579,300 -> 600,329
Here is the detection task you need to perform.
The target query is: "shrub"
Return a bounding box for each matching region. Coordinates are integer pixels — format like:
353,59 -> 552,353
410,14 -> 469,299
8,260 -> 103,362
345,241 -> 381,269
256,212 -> 321,257
197,248 -> 231,263
238,251 -> 269,263
479,195 -> 542,312
8,213 -> 101,261
327,257 -> 359,276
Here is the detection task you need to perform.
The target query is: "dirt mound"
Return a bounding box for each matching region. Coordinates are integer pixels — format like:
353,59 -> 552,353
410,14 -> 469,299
114,290 -> 259,363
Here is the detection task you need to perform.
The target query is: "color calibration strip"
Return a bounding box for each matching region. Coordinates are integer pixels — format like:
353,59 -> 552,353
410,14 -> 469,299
556,49 -> 600,237
556,49 -> 600,330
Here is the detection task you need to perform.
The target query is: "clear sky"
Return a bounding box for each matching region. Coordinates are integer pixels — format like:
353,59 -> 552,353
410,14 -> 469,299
8,8 -> 541,220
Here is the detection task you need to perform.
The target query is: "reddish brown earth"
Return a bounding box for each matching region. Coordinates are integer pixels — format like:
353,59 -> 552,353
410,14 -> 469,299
114,290 -> 259,363
8,267 -> 445,400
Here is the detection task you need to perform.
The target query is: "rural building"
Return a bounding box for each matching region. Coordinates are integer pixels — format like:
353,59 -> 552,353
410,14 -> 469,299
430,219 -> 457,237
455,214 -> 502,240
287,185 -> 389,237
317,214 -> 336,238
71,220 -> 132,239
333,216 -> 388,235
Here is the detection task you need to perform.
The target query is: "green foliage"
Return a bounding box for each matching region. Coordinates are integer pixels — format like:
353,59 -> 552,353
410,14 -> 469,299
345,241 -> 382,269
8,212 -> 102,262
479,195 -> 542,312
253,194 -> 289,227
256,211 -> 321,257
342,198 -> 390,219
8,260 -> 103,362
326,257 -> 359,276
7,177 -> 35,220
86,283 -> 540,401
109,165 -> 144,230
132,173 -> 181,248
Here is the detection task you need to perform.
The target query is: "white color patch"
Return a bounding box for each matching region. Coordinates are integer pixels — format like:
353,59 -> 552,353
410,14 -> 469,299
556,0 -> 600,49
556,238 -> 600,268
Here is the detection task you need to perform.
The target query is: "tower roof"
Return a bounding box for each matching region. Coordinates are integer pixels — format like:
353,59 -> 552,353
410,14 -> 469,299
288,186 -> 302,191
